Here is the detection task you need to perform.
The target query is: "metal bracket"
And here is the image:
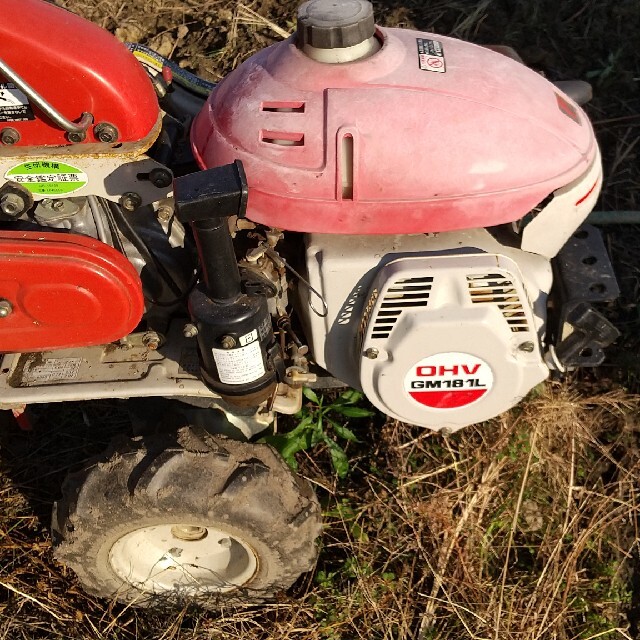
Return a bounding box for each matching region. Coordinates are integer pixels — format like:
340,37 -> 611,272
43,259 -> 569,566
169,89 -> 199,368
550,224 -> 620,367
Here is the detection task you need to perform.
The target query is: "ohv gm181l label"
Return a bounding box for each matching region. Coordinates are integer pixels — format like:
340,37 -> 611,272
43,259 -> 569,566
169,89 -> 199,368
404,352 -> 493,409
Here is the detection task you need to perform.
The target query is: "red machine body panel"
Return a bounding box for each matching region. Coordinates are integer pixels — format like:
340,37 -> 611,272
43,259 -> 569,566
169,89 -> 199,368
192,27 -> 598,234
0,231 -> 144,352
0,0 -> 159,148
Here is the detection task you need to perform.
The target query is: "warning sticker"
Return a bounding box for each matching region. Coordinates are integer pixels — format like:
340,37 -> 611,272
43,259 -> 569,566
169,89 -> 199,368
404,352 -> 493,409
4,161 -> 88,196
416,38 -> 446,73
0,83 -> 35,122
239,329 -> 258,347
212,341 -> 265,385
25,358 -> 82,383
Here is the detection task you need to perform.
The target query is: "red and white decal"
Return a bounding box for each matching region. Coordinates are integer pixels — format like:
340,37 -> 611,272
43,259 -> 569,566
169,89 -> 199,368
404,352 -> 493,409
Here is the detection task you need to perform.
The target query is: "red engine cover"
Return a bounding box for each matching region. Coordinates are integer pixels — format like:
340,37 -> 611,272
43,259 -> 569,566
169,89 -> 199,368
0,0 -> 159,148
0,232 -> 144,352
192,27 -> 598,234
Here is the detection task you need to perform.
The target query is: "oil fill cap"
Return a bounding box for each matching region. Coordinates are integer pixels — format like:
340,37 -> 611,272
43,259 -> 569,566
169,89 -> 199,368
297,0 -> 375,49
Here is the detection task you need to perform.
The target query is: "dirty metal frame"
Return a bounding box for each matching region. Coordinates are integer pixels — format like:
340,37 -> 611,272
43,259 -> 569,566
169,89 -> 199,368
0,321 -> 279,438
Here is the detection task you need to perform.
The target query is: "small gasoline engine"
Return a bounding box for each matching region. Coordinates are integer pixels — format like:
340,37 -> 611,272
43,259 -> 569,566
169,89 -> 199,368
0,0 -> 619,608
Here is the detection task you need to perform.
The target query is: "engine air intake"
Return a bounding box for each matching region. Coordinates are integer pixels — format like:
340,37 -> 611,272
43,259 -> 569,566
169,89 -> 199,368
371,276 -> 432,338
467,273 -> 530,332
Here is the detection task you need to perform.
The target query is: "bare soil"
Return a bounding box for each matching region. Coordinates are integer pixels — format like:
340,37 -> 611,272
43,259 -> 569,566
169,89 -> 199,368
1,1 -> 639,638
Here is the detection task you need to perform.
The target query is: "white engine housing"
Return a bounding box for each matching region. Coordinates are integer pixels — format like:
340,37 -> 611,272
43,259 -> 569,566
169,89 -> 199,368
302,229 -> 553,431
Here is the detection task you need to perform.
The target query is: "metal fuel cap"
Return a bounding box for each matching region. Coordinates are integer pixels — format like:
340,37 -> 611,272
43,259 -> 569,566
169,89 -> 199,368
296,0 -> 375,49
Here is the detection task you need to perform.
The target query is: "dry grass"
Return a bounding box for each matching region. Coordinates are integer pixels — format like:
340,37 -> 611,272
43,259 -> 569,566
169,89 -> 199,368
1,384 -> 638,639
2,0 -> 640,637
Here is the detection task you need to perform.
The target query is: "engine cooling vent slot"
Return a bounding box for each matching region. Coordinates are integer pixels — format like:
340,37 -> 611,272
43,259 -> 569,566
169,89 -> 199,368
467,273 -> 530,332
371,276 -> 433,339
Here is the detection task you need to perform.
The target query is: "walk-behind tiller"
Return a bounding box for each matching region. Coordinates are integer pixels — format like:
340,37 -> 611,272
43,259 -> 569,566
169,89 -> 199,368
0,0 -> 619,607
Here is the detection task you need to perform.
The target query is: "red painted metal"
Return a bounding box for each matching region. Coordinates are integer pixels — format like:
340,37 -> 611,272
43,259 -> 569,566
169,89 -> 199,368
0,231 -> 144,352
192,27 -> 599,234
0,0 -> 159,148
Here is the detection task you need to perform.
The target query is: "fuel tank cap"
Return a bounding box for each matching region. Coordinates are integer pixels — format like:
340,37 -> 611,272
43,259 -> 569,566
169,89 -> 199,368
297,0 -> 375,49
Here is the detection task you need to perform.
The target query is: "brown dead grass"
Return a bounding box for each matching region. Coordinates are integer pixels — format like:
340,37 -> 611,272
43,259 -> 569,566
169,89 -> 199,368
1,383 -> 638,639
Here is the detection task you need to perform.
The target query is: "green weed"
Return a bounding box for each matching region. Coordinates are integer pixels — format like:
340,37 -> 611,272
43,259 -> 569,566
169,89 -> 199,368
262,388 -> 375,478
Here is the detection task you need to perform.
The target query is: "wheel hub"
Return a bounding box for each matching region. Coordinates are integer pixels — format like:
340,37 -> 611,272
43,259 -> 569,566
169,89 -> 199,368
109,524 -> 258,594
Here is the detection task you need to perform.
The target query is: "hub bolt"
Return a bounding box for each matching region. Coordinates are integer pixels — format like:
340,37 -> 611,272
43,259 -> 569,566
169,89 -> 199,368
171,525 -> 208,541
0,127 -> 20,145
518,341 -> 535,353
363,347 -> 379,359
0,300 -> 13,318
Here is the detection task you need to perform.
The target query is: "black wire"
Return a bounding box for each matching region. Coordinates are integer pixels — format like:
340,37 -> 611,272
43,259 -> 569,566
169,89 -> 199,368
102,199 -> 125,255
108,201 -> 184,299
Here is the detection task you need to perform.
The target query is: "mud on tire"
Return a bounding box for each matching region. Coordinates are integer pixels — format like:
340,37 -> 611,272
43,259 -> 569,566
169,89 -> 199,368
52,427 -> 322,608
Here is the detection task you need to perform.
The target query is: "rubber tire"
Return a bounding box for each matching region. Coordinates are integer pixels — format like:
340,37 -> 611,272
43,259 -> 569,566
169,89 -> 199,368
52,427 -> 322,609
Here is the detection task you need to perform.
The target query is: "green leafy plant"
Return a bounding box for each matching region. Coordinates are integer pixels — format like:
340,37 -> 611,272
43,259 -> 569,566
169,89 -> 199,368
263,388 -> 375,478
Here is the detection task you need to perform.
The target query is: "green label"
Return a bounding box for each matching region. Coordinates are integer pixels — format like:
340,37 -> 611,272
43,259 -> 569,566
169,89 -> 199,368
5,160 -> 88,195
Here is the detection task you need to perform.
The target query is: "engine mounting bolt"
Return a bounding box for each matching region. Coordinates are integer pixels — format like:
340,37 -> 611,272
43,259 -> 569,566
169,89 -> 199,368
0,300 -> 13,318
183,323 -> 198,338
0,127 -> 20,145
120,192 -> 142,212
518,341 -> 535,353
94,122 -> 119,144
363,347 -> 379,359
149,168 -> 173,189
221,335 -> 236,350
142,331 -> 161,350
0,193 -> 25,216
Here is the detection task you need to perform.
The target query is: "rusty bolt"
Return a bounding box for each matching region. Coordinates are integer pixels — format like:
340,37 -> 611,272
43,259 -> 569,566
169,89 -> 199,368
142,331 -> 161,350
120,192 -> 142,212
157,206 -> 173,222
67,130 -> 86,143
0,127 -> 20,145
0,193 -> 25,217
94,122 -> 119,144
220,335 -> 236,350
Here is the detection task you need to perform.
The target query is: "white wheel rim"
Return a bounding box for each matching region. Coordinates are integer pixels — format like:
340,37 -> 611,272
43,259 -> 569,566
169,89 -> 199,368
109,524 -> 258,594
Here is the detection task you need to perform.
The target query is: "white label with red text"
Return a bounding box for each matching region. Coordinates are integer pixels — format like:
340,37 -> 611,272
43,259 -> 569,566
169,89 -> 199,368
404,352 -> 493,409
